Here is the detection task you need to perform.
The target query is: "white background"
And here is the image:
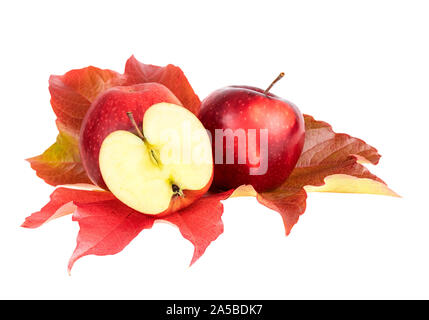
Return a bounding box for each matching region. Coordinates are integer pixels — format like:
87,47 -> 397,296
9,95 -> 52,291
0,0 -> 428,299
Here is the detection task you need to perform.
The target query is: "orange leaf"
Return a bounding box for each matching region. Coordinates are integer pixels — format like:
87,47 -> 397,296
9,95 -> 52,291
124,55 -> 201,115
50,67 -> 126,136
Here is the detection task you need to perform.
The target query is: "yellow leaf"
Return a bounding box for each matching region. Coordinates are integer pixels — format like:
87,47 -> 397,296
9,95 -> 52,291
229,185 -> 257,198
304,174 -> 399,197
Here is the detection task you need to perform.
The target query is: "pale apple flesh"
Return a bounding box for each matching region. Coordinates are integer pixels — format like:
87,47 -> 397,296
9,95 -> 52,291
99,103 -> 213,215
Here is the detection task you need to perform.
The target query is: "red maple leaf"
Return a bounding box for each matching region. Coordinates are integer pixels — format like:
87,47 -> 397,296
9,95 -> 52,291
23,187 -> 232,272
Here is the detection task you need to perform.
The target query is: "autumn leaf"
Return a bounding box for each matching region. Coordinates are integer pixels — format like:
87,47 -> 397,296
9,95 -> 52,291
68,199 -> 155,273
26,131 -> 92,186
49,67 -> 126,136
124,55 -> 201,116
21,187 -> 116,229
231,114 -> 397,235
162,190 -> 234,265
28,57 -> 200,186
22,187 -> 232,272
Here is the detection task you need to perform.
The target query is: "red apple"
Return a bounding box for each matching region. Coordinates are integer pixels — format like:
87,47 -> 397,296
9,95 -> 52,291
98,103 -> 213,216
199,74 -> 305,192
79,83 -> 181,189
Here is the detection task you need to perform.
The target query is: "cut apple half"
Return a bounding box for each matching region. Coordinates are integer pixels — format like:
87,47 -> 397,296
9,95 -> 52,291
99,103 -> 213,215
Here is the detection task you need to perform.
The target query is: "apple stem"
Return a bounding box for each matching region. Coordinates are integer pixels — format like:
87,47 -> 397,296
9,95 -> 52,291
264,72 -> 285,94
126,112 -> 145,141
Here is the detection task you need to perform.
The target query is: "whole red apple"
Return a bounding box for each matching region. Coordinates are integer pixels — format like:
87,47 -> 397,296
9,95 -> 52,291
199,74 -> 305,192
79,83 -> 181,189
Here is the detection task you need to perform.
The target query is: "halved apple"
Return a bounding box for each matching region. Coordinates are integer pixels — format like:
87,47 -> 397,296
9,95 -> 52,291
99,103 -> 213,215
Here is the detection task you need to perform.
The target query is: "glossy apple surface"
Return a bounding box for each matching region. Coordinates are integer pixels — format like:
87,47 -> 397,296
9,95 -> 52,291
79,83 -> 181,189
199,85 -> 305,192
99,103 -> 213,215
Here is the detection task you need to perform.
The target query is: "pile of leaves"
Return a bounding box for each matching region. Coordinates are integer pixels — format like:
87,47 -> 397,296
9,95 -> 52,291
23,56 -> 397,273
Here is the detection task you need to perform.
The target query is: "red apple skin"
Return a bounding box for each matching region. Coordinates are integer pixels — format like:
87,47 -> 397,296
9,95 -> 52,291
156,171 -> 214,218
199,85 -> 305,193
79,83 -> 182,190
